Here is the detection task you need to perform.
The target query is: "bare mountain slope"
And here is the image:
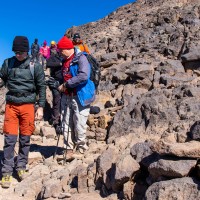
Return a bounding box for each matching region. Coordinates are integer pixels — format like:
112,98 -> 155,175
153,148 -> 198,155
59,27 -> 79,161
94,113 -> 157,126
66,0 -> 200,141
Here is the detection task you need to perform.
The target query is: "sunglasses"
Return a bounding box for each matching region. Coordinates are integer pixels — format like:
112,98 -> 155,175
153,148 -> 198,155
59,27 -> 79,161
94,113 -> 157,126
14,51 -> 25,55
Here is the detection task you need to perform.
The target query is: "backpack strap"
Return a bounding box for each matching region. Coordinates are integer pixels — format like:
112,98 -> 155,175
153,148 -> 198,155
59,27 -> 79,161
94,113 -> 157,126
6,57 -> 35,79
7,57 -> 15,75
29,61 -> 35,79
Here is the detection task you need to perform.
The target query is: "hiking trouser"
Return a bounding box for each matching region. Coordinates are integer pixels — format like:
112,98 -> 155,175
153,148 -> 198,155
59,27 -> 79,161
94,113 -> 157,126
1,103 -> 34,175
61,94 -> 90,150
3,103 -> 35,135
51,88 -> 61,126
1,134 -> 31,175
31,53 -> 39,62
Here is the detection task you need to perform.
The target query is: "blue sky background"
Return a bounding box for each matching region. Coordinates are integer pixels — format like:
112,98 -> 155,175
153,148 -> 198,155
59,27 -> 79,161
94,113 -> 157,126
0,0 -> 135,65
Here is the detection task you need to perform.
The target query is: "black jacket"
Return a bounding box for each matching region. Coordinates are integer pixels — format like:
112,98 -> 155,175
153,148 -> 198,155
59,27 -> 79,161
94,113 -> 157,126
46,54 -> 63,83
31,43 -> 40,56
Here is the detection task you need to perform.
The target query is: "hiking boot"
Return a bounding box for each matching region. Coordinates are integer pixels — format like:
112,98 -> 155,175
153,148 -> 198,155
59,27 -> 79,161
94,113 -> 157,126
1,175 -> 12,188
17,170 -> 28,181
74,141 -> 88,153
78,144 -> 89,154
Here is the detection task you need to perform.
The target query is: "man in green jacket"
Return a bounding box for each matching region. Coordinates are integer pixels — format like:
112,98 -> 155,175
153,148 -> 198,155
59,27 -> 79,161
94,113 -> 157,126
0,36 -> 46,188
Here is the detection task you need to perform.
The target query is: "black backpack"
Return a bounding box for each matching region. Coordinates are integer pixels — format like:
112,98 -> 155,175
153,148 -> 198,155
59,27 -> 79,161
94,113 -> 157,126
46,54 -> 62,68
83,52 -> 101,89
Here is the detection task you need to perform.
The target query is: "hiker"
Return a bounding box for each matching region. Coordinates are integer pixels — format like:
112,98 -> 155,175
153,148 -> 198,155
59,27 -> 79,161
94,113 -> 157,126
56,36 -> 95,161
50,40 -> 58,55
39,40 -> 50,69
72,33 -> 90,54
31,38 -> 40,61
46,41 -> 62,133
0,36 -> 46,188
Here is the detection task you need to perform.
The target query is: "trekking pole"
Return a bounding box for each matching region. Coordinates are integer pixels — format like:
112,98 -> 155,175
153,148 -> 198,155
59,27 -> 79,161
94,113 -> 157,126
63,92 -> 73,165
63,122 -> 70,166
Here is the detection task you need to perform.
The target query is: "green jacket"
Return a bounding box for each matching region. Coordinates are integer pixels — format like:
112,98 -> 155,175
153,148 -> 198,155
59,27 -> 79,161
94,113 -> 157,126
0,56 -> 46,107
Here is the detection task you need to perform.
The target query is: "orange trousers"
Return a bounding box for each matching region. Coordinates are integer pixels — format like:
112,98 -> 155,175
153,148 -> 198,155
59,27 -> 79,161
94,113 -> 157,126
3,103 -> 35,136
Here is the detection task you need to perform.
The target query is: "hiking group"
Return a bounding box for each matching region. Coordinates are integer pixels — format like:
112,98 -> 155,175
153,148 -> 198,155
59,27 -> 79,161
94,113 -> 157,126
0,33 -> 99,188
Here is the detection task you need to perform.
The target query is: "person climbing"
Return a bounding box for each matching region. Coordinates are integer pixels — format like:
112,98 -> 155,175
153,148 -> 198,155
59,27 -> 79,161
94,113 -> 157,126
31,38 -> 40,61
50,40 -> 59,55
39,40 -> 50,69
46,40 -> 62,134
0,36 -> 46,188
55,36 -> 95,161
72,33 -> 90,54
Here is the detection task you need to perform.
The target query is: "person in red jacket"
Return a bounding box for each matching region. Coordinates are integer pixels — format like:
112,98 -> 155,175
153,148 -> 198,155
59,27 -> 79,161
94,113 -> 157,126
56,36 -> 95,161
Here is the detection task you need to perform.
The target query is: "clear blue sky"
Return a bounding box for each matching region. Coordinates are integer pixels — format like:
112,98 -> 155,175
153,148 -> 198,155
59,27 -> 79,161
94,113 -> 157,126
0,0 -> 135,65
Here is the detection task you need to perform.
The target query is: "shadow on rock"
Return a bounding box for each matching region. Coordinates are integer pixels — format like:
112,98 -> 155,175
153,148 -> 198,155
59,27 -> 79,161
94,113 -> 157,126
30,144 -> 63,159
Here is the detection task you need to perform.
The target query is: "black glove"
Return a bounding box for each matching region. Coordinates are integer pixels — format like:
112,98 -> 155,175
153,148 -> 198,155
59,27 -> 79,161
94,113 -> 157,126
54,124 -> 63,135
47,77 -> 60,89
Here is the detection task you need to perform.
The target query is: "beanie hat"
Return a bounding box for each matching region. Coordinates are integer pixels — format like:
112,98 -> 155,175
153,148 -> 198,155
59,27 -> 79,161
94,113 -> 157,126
12,36 -> 29,52
57,36 -> 74,49
73,33 -> 80,39
43,40 -> 47,45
